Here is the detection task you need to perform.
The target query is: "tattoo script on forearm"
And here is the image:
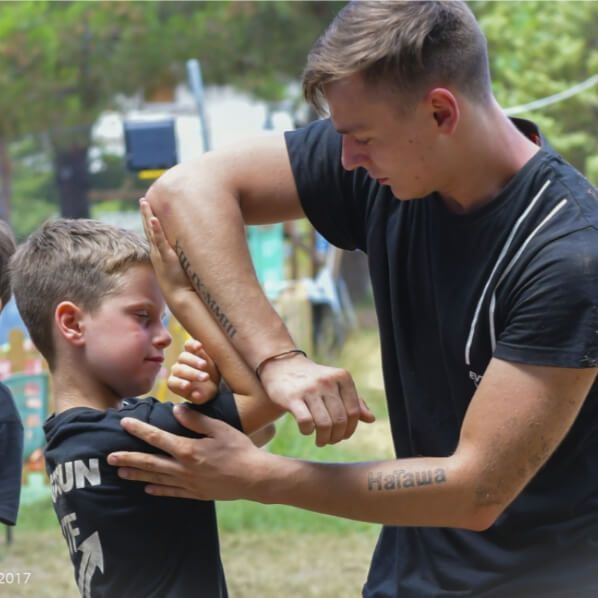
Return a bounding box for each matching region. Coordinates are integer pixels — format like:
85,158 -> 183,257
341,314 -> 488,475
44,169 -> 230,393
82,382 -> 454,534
367,468 -> 447,491
175,240 -> 238,339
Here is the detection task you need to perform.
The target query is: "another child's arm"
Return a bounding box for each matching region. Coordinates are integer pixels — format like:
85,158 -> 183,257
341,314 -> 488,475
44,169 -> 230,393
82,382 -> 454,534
141,199 -> 283,433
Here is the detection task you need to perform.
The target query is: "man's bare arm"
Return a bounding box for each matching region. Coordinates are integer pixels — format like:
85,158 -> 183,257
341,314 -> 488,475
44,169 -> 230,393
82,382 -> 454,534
146,134 -> 373,445
109,359 -> 596,528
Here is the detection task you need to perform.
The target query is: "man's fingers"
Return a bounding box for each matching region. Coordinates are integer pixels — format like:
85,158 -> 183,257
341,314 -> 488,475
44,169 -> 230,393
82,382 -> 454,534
287,399 -> 315,436
337,377 -> 361,439
145,485 -> 199,500
321,394 -> 349,445
117,417 -> 182,456
118,464 -> 178,486
108,449 -> 178,474
304,395 -> 334,446
173,405 -> 230,437
358,397 -> 376,423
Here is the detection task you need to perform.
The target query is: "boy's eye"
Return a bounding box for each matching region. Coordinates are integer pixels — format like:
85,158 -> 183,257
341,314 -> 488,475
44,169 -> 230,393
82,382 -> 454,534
355,137 -> 371,146
135,312 -> 150,321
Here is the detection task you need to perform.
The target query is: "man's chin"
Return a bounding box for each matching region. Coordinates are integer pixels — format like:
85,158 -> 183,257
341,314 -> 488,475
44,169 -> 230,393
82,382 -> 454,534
390,184 -> 429,201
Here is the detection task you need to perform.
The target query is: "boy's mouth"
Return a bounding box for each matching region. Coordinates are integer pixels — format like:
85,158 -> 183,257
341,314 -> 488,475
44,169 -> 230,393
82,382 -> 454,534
145,356 -> 164,364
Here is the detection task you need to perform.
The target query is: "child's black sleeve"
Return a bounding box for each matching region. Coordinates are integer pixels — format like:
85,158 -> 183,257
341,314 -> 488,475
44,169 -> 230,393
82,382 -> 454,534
186,390 -> 242,431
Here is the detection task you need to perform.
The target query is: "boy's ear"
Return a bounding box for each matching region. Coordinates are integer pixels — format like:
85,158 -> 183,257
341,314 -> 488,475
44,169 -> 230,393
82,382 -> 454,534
55,301 -> 86,347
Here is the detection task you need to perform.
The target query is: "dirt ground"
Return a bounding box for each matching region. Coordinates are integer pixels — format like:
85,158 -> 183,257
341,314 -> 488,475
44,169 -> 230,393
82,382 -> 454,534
0,527 -> 380,597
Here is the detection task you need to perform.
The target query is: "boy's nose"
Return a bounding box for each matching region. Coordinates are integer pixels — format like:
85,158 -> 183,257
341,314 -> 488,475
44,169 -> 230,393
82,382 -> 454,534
154,323 -> 172,349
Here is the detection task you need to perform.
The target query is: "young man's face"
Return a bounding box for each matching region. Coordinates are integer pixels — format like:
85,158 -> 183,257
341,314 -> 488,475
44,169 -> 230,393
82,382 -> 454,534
324,73 -> 444,200
80,263 -> 172,399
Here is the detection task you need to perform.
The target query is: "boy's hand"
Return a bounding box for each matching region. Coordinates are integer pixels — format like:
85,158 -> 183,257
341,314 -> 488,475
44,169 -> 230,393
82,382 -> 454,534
140,198 -> 193,299
168,339 -> 221,404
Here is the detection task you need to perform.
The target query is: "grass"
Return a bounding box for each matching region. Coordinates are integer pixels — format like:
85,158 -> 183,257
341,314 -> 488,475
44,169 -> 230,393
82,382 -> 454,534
1,321 -> 390,597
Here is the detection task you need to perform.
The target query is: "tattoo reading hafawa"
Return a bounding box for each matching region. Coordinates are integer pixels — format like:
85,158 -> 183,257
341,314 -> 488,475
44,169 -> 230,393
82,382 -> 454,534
175,240 -> 238,339
368,468 -> 447,491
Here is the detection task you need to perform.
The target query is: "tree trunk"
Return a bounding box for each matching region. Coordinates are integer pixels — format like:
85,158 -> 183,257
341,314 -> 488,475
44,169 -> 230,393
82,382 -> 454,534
54,144 -> 90,219
0,137 -> 12,223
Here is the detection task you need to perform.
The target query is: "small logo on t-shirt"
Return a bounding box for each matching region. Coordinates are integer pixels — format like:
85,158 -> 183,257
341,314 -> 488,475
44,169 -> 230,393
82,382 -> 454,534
469,370 -> 483,387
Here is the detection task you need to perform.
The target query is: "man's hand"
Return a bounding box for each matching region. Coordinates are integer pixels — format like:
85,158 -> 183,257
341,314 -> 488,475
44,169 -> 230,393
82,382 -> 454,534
168,338 -> 221,404
259,354 -> 375,446
108,406 -> 268,501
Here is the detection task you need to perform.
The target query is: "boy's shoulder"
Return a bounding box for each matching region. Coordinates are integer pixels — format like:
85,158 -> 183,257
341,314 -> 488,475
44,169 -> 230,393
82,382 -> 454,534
44,397 -> 174,458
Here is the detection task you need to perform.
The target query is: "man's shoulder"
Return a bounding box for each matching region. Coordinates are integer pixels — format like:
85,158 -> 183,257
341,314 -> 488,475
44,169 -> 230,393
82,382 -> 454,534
534,151 -> 597,224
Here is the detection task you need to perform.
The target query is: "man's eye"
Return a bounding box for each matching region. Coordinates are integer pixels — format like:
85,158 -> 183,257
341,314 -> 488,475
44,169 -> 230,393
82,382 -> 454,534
136,312 -> 150,321
355,138 -> 371,146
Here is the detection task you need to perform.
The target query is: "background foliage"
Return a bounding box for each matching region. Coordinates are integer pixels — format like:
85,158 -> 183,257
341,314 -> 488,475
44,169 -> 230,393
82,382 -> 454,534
0,0 -> 595,239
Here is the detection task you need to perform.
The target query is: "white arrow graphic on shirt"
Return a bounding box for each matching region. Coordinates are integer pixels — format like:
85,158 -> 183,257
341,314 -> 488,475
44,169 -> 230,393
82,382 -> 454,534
77,531 -> 104,598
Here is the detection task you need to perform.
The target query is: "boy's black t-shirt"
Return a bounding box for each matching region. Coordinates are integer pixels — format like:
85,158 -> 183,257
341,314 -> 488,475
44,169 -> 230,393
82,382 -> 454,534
44,393 -> 241,598
0,381 -> 24,525
285,118 -> 598,596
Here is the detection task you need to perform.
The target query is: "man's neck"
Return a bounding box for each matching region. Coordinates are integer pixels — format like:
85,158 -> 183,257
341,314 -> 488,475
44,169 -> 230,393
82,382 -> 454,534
439,101 -> 541,214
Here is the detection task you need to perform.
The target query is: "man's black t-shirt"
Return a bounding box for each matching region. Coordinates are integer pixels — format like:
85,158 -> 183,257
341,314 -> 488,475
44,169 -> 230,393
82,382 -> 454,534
285,118 -> 598,596
0,381 -> 24,526
44,394 -> 241,598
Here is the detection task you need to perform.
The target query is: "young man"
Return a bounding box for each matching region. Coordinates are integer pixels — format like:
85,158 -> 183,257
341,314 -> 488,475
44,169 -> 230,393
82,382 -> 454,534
9,217 -> 280,597
0,220 -> 23,529
110,1 -> 598,595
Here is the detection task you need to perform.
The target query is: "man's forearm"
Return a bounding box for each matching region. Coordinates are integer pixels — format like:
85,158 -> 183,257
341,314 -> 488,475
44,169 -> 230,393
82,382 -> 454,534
248,452 -> 497,531
164,288 -> 284,433
148,146 -> 301,371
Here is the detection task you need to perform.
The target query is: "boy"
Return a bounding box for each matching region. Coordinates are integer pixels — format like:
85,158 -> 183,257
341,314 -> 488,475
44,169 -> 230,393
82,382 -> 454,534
0,219 -> 23,530
9,217 -> 280,597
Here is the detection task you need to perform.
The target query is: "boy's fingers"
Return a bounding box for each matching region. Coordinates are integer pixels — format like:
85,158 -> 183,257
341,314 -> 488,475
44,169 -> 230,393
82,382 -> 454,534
176,352 -> 208,371
139,198 -> 154,244
171,363 -> 209,382
184,338 -> 203,353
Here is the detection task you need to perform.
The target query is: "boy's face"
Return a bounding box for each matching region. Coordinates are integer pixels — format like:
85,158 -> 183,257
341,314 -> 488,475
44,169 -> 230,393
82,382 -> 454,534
80,263 -> 172,399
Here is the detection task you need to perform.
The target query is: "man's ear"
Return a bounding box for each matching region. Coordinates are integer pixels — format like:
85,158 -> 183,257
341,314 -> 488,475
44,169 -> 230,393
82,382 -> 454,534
426,88 -> 459,134
55,301 -> 86,347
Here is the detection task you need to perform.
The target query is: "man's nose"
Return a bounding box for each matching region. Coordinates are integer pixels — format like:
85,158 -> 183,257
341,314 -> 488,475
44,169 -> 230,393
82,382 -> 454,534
341,136 -> 368,171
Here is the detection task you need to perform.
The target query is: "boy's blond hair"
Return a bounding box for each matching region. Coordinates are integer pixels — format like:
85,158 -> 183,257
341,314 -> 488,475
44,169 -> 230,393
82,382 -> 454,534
303,0 -> 492,115
10,218 -> 149,369
0,219 -> 16,308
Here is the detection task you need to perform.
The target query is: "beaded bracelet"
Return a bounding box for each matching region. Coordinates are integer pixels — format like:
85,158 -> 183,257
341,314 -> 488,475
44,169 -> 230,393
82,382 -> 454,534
255,349 -> 307,381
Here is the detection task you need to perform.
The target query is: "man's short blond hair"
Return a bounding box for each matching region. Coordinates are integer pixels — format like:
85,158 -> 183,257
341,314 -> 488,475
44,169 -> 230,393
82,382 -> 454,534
10,219 -> 149,369
303,0 -> 492,115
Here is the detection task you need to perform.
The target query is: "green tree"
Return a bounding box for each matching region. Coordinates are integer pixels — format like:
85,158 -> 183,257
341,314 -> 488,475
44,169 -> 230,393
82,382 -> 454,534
472,0 -> 598,181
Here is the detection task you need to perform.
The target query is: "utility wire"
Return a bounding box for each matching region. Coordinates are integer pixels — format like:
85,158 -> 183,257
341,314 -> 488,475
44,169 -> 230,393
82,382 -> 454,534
505,74 -> 598,115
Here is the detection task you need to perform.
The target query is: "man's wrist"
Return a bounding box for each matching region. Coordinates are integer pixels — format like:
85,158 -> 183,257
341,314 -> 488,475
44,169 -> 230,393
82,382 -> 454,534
248,451 -> 295,504
255,349 -> 307,381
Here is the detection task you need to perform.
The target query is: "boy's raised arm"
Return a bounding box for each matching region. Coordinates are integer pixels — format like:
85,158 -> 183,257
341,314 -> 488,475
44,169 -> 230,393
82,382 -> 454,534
141,199 -> 282,433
